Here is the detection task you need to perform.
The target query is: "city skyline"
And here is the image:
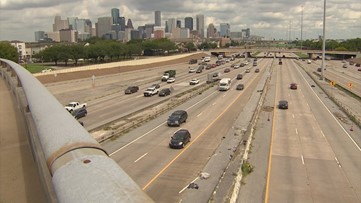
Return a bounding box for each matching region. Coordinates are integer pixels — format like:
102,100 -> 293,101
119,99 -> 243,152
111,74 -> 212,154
0,0 -> 360,42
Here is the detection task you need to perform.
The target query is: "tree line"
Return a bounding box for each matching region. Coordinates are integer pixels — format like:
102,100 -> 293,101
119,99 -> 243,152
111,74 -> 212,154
292,38 -> 361,51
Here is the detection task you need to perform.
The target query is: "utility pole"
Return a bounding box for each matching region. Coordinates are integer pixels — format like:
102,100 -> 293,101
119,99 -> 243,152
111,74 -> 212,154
300,5 -> 304,50
320,0 -> 326,81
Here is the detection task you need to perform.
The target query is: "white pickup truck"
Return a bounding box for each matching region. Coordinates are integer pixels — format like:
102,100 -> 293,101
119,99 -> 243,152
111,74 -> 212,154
144,84 -> 160,97
65,101 -> 87,112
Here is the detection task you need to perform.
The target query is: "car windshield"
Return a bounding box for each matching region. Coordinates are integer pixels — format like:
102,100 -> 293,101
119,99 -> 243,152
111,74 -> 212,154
173,133 -> 185,140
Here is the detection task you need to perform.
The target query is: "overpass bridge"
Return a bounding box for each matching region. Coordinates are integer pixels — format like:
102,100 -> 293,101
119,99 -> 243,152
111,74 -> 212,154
0,59 -> 154,203
214,48 -> 359,59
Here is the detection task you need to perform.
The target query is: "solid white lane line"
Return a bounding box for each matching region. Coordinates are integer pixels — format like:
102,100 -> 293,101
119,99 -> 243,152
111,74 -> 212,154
294,61 -> 361,152
179,177 -> 199,194
321,130 -> 325,137
134,153 -> 148,163
197,112 -> 203,117
301,155 -> 305,165
295,128 -> 298,134
292,114 -> 295,118
212,102 -> 216,106
335,157 -> 342,168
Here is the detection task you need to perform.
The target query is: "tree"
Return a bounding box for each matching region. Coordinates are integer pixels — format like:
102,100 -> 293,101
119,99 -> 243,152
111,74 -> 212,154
0,42 -> 19,62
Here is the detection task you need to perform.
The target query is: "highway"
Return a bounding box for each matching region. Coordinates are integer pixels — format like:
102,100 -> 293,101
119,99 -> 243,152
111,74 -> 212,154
43,53 -> 361,202
265,59 -> 361,202
5,51 -> 359,202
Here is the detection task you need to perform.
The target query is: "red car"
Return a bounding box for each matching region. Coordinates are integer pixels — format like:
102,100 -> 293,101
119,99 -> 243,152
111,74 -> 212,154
290,83 -> 297,90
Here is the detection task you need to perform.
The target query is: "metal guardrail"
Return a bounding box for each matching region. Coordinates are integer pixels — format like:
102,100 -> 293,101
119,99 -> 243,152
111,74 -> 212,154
0,59 -> 154,203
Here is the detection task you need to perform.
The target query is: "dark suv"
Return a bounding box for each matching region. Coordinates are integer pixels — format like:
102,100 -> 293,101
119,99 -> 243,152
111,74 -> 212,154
278,100 -> 288,109
125,86 -> 139,94
169,129 -> 191,149
167,110 -> 188,126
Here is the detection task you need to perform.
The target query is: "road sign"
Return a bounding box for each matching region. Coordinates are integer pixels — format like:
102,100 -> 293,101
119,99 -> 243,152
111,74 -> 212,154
348,83 -> 352,88
330,81 -> 336,86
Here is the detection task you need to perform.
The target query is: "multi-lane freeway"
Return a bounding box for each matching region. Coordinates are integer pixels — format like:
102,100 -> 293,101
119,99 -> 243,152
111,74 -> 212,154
43,52 -> 360,202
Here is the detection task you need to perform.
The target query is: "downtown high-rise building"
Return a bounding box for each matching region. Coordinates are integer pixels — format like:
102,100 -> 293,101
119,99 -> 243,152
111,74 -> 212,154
168,18 -> 176,33
53,15 -> 69,32
196,14 -> 205,38
111,8 -> 120,25
34,31 -> 45,42
220,23 -> 230,37
207,23 -> 216,38
155,11 -> 161,26
185,17 -> 193,31
96,17 -> 112,38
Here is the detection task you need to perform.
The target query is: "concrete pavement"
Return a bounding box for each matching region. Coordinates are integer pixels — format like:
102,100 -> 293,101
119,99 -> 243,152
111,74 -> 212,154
0,78 -> 47,202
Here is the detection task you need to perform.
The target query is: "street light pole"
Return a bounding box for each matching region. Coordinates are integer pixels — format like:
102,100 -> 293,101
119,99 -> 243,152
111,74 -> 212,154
320,0 -> 326,80
300,5 -> 304,50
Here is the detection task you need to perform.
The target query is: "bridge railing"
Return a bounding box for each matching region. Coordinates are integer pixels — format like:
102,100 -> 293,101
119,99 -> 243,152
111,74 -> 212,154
0,59 -> 154,203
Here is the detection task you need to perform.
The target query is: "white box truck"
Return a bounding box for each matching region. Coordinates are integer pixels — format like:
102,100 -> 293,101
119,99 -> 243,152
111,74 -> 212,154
219,78 -> 231,91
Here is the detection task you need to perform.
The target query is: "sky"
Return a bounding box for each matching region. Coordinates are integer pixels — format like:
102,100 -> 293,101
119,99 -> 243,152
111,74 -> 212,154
0,0 -> 360,42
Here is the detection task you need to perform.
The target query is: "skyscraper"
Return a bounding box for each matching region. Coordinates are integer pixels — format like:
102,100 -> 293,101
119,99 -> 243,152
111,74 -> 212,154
185,17 -> 193,31
196,14 -> 205,38
176,20 -> 181,28
207,23 -> 215,38
126,19 -> 134,29
168,18 -> 176,33
34,31 -> 45,42
220,23 -> 230,37
155,11 -> 161,26
111,8 -> 120,25
96,17 -> 112,38
53,15 -> 69,32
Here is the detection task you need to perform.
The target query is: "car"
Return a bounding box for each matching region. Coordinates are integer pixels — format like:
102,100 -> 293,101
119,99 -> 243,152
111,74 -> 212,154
358,68 -> 361,71
317,68 -> 322,72
124,86 -> 139,94
290,83 -> 297,90
169,129 -> 191,149
255,68 -> 260,73
224,68 -> 231,73
41,68 -> 52,73
236,84 -> 244,90
188,68 -> 196,73
307,60 -> 312,64
236,74 -> 243,80
159,88 -> 171,96
73,108 -> 87,119
167,110 -> 188,127
233,64 -> 240,69
356,63 -> 360,67
205,64 -> 212,70
278,100 -> 289,109
240,63 -> 245,67
245,69 -> 250,73
189,78 -> 200,85
167,77 -> 176,83
342,64 -> 348,68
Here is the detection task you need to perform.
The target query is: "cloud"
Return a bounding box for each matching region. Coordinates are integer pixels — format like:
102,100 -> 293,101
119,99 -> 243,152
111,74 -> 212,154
0,0 -> 360,41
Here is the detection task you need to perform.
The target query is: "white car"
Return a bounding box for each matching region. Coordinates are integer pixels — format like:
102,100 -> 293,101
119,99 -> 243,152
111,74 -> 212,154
189,68 -> 196,73
41,68 -> 52,73
167,77 -> 176,83
189,78 -> 200,85
233,64 -> 240,69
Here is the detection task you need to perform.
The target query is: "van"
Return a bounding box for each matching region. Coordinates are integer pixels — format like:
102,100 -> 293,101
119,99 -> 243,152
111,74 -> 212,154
219,78 -> 231,91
